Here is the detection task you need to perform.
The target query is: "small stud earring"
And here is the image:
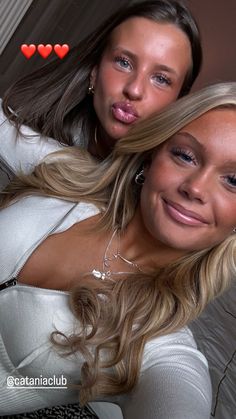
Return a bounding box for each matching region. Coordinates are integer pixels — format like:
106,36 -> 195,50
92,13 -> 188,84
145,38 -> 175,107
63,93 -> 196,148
233,227 -> 236,233
88,84 -> 95,95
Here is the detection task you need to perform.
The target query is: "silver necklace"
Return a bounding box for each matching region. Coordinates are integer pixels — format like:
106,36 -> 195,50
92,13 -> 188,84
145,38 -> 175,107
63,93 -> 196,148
92,229 -> 144,281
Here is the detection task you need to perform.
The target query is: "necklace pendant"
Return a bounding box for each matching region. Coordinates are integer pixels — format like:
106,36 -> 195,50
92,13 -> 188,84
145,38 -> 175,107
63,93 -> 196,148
92,269 -> 106,280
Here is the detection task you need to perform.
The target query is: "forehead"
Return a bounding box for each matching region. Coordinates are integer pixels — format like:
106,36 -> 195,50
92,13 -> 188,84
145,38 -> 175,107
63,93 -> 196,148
108,16 -> 190,53
181,108 -> 236,139
172,108 -> 236,161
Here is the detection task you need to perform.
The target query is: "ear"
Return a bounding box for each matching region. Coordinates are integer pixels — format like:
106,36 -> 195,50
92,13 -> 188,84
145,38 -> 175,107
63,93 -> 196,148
90,65 -> 98,88
142,153 -> 153,176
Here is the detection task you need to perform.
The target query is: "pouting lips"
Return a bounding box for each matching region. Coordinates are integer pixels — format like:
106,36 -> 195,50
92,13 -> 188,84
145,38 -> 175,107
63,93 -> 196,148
112,102 -> 139,124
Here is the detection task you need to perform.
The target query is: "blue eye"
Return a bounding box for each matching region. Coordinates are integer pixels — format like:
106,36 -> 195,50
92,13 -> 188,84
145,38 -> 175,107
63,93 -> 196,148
225,174 -> 236,188
153,74 -> 171,86
114,56 -> 132,70
171,147 -> 197,165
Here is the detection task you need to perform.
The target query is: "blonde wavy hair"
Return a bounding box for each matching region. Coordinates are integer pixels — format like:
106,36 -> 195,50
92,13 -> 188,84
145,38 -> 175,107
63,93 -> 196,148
1,82 -> 236,404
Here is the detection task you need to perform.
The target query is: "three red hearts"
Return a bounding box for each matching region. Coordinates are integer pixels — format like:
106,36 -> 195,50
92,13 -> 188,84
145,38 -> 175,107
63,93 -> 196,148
21,44 -> 69,59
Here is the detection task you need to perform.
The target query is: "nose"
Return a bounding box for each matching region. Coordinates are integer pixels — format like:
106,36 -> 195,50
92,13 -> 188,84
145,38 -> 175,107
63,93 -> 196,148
179,170 -> 210,204
123,73 -> 145,101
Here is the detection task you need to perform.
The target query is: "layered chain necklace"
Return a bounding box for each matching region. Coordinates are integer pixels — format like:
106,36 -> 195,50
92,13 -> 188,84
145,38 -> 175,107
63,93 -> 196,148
92,229 -> 145,281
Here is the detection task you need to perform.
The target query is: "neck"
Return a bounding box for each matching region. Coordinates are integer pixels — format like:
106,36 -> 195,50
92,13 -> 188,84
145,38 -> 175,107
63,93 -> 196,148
121,206 -> 187,271
88,125 -> 115,159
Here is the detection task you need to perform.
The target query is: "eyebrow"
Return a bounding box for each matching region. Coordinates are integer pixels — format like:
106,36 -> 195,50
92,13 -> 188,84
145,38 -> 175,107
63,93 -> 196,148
175,132 -> 207,151
175,132 -> 236,168
111,47 -> 178,76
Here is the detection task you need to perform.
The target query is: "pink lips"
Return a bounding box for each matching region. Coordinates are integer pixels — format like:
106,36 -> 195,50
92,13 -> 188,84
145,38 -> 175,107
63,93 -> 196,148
163,199 -> 209,226
112,102 -> 139,124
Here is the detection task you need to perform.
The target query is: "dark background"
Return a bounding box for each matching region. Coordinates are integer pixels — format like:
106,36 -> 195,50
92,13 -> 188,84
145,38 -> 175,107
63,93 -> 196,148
0,0 -> 235,96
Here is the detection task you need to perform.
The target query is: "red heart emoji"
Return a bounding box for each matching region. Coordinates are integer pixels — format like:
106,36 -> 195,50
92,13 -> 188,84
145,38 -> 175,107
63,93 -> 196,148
37,44 -> 53,59
54,44 -> 69,59
21,44 -> 36,59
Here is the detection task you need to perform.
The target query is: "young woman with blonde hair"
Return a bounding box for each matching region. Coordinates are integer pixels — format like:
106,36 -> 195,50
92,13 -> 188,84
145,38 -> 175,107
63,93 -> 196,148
0,1 -> 204,417
0,82 -> 236,418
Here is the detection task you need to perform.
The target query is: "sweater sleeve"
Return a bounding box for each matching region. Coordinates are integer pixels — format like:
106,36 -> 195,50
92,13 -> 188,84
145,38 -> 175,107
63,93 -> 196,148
118,330 -> 212,419
0,100 -> 64,186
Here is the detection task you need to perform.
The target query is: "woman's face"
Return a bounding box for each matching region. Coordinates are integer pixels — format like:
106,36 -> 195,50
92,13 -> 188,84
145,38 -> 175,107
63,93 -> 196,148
140,109 -> 236,252
91,17 -> 192,143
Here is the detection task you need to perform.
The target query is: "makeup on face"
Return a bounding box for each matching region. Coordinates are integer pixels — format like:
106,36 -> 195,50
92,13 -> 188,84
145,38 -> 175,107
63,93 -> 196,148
140,109 -> 236,253
91,17 -> 192,143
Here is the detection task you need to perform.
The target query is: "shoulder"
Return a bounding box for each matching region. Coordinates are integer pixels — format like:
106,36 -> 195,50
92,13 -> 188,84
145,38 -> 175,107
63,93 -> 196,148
190,287 -> 236,418
141,327 -> 211,410
117,327 -> 211,419
141,327 -> 210,386
142,326 -> 208,369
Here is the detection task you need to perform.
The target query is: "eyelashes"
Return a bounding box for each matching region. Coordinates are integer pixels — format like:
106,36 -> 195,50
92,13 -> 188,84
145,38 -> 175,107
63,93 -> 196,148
152,74 -> 172,86
171,146 -> 236,191
224,174 -> 236,188
113,55 -> 172,86
171,147 -> 197,165
114,56 -> 131,70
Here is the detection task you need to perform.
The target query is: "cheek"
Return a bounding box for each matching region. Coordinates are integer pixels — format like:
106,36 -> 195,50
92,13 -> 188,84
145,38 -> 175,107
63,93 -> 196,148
94,71 -> 107,96
141,157 -> 188,209
162,90 -> 180,106
93,66 -> 113,114
144,157 -> 178,190
95,63 -> 122,96
215,201 -> 236,231
154,86 -> 179,104
144,78 -> 183,114
140,168 -> 166,209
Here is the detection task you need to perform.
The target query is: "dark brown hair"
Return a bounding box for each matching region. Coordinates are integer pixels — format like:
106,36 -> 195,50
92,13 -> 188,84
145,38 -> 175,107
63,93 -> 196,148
3,0 -> 202,146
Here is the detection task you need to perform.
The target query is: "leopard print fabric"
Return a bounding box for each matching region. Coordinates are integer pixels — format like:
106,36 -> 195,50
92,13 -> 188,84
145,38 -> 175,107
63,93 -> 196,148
2,403 -> 99,418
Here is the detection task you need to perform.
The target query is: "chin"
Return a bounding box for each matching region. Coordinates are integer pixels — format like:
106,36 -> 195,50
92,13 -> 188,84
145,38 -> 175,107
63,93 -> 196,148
156,230 -> 204,253
109,123 -> 132,139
